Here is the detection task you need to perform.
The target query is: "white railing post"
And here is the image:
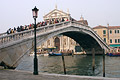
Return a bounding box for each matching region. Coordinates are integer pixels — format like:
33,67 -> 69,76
62,22 -> 64,27
31,31 -> 33,36
54,25 -> 56,29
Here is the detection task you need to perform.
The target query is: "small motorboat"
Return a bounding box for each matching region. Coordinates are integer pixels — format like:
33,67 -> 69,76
29,52 -> 40,56
43,53 -> 49,56
48,52 -> 62,56
29,52 -> 49,56
106,52 -> 120,57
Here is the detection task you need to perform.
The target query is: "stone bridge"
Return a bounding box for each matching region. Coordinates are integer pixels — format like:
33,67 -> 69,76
0,21 -> 110,68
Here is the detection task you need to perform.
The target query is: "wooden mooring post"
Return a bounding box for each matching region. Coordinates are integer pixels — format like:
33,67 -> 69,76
62,53 -> 66,74
103,49 -> 105,77
92,48 -> 95,72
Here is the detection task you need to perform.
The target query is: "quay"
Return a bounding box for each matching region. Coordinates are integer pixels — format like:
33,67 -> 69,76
0,69 -> 120,80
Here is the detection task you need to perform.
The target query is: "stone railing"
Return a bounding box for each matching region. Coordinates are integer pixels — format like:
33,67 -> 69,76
0,21 -> 71,46
0,21 -> 109,49
0,32 -> 7,36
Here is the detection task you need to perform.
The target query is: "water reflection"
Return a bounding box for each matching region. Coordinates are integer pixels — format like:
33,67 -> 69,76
105,57 -> 120,78
16,55 -> 120,78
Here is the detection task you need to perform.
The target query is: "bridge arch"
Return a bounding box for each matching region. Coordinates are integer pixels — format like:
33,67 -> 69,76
36,26 -> 105,54
0,21 -> 110,68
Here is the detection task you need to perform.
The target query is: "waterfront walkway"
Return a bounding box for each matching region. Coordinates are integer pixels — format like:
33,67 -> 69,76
0,69 -> 120,80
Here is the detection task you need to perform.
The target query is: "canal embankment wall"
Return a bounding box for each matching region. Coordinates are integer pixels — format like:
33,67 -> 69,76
0,70 -> 119,80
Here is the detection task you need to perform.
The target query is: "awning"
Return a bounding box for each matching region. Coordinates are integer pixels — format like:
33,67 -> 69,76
110,44 -> 120,47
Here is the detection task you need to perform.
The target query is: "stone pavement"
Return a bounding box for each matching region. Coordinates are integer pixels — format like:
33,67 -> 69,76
0,69 -> 120,80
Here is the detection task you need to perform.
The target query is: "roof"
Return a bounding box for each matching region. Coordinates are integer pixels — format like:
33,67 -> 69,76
93,25 -> 107,29
108,26 -> 120,29
43,8 -> 69,19
77,20 -> 88,26
93,25 -> 120,29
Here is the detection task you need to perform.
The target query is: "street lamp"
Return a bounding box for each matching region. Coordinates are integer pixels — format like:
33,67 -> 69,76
32,6 -> 39,75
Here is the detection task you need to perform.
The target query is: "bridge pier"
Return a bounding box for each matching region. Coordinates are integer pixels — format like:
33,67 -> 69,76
0,39 -> 34,68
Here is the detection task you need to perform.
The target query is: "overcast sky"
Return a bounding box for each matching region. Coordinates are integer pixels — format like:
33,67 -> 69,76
0,0 -> 120,33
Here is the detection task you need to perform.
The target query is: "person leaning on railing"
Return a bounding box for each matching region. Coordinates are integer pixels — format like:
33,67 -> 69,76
5,18 -> 69,35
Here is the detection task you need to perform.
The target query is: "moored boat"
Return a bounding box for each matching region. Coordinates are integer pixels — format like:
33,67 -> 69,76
29,52 -> 49,56
48,52 -> 72,56
106,52 -> 120,57
48,52 -> 62,56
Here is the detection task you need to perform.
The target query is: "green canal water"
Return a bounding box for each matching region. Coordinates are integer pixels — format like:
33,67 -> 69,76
16,55 -> 120,78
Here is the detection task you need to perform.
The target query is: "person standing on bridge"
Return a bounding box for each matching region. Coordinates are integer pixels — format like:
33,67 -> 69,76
7,28 -> 11,34
14,27 -> 16,33
62,18 -> 64,22
17,26 -> 21,32
10,29 -> 14,34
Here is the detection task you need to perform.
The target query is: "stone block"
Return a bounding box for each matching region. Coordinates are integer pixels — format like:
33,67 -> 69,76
2,54 -> 13,66
0,49 -> 8,62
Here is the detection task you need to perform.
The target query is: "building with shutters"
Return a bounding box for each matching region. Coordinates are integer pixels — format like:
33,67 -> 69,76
93,24 -> 120,48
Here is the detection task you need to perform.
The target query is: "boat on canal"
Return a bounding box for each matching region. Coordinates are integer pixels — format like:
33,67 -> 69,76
107,48 -> 120,57
29,52 -> 49,56
106,52 -> 120,57
48,51 -> 72,56
48,52 -> 62,56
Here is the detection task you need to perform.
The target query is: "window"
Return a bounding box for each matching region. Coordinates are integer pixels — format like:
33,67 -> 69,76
110,39 -> 112,43
42,43 -> 44,46
110,30 -> 112,34
118,30 -> 119,33
104,38 -> 106,42
118,39 -> 120,43
103,30 -> 106,35
70,39 -> 73,45
47,40 -> 50,45
115,30 -> 117,33
64,38 -> 67,45
115,39 -> 117,43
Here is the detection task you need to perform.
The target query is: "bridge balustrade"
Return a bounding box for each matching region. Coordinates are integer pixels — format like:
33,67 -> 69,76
0,32 -> 7,37
0,21 -> 71,46
0,21 -> 109,49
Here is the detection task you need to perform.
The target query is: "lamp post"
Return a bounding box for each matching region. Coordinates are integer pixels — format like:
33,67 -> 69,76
32,6 -> 39,75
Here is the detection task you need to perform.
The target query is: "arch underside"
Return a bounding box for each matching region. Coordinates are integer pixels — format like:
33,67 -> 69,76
62,31 -> 103,54
36,26 -> 104,54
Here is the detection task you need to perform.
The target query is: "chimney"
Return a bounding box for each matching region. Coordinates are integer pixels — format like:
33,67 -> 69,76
107,23 -> 109,27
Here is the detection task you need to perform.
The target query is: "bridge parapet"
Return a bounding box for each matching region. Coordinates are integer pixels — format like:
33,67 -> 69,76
0,21 -> 109,50
0,32 -> 7,37
0,21 -> 71,47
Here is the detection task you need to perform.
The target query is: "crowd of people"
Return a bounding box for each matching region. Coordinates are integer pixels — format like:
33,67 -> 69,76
6,24 -> 34,34
37,18 -> 68,27
6,18 -> 70,35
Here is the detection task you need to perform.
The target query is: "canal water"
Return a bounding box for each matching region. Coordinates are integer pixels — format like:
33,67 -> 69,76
16,55 -> 120,78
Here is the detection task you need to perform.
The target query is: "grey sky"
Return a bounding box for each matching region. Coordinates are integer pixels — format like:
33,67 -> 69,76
0,0 -> 120,33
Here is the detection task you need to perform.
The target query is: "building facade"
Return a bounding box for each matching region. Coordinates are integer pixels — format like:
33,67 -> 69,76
93,24 -> 120,48
38,6 -> 88,53
93,25 -> 109,44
